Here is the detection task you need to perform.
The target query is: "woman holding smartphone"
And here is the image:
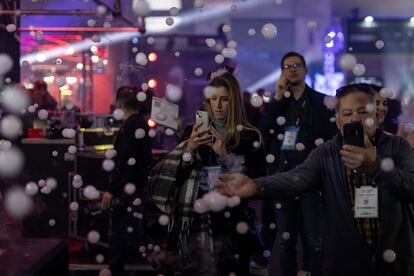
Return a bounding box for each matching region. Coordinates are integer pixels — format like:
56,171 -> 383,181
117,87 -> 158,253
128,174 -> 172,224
150,71 -> 265,275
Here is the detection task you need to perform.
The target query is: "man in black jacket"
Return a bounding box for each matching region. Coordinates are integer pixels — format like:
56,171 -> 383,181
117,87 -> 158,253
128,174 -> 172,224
258,52 -> 337,275
101,86 -> 152,275
217,83 -> 414,276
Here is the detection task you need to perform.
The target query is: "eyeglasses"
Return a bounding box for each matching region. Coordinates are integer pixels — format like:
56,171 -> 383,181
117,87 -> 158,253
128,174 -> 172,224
282,63 -> 304,71
335,83 -> 374,96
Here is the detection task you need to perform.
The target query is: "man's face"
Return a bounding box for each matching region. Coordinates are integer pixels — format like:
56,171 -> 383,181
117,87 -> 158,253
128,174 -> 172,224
336,91 -> 377,137
281,56 -> 307,86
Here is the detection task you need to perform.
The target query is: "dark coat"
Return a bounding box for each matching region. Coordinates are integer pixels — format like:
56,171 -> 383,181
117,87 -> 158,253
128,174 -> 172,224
259,86 -> 338,173
255,131 -> 414,276
109,113 -> 152,196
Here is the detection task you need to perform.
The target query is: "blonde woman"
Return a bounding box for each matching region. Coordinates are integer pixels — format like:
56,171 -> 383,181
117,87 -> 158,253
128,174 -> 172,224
150,71 -> 265,275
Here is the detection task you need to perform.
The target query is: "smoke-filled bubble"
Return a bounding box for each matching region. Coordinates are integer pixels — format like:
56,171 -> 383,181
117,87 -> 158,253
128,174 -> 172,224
194,0 -> 205,8
314,138 -> 324,146
236,221 -> 249,234
227,196 -> 241,208
165,17 -> 174,26
0,147 -> 24,177
112,108 -> 124,120
166,84 -> 183,102
250,94 -> 264,107
62,128 -> 76,139
339,53 -> 357,71
104,149 -> 117,159
0,86 -> 30,113
276,116 -> 286,125
352,63 -> 366,76
382,249 -> 396,263
4,187 -> 33,219
0,54 -> 13,75
137,92 -> 147,102
248,28 -> 256,36
261,23 -> 277,39
193,199 -> 208,214
135,52 -> 148,66
25,182 -> 39,196
215,54 -> 225,64
124,183 -> 136,195
265,154 -> 275,163
132,0 -> 150,17
68,145 -> 77,154
158,215 -> 169,226
380,158 -> 394,172
37,109 -> 49,120
135,128 -> 146,139
83,185 -> 100,200
102,159 -> 115,172
87,230 -> 101,244
202,191 -> 228,212
169,7 -> 179,16
127,158 -> 136,166
0,115 -> 22,139
69,202 -> 79,211
96,254 -> 104,263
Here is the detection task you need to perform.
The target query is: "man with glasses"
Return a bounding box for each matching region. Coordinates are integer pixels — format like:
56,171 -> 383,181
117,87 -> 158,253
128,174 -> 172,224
218,83 -> 414,276
258,52 -> 337,276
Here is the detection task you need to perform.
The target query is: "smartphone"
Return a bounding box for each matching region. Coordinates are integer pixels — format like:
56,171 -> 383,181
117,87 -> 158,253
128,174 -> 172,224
195,110 -> 209,130
343,122 -> 364,147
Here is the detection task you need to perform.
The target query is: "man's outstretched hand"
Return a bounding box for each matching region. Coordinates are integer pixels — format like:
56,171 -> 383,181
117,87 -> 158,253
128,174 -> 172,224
214,173 -> 259,198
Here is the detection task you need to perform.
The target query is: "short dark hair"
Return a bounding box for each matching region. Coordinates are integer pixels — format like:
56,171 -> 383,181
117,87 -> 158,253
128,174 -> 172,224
115,85 -> 140,111
280,52 -> 307,70
335,83 -> 376,111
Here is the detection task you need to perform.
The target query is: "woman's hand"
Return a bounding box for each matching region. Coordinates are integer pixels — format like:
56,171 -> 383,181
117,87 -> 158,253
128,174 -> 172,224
185,122 -> 211,153
207,125 -> 228,157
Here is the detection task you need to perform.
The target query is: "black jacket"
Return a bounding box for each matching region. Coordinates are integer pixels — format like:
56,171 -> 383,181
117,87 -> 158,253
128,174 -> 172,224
109,113 -> 152,196
255,131 -> 414,276
180,125 -> 266,179
259,86 -> 337,173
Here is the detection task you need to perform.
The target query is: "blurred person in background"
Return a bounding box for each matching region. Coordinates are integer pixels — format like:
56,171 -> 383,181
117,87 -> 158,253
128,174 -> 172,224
101,85 -> 153,275
149,71 -> 265,275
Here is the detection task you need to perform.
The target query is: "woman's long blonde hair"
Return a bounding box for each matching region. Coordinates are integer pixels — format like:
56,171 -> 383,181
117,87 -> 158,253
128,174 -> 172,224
205,72 -> 262,150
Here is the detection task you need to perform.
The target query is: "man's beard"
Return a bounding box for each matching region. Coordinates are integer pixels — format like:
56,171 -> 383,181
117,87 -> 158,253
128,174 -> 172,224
288,80 -> 301,86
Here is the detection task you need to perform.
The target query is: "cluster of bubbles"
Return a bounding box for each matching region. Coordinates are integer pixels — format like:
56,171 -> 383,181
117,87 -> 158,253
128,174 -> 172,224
193,191 -> 241,214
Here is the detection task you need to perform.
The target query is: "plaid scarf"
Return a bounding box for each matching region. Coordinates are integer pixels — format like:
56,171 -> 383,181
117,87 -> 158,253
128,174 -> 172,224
149,141 -> 214,254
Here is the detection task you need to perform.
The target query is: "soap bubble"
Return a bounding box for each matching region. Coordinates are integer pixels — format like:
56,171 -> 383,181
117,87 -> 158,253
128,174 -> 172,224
4,187 -> 33,219
69,202 -> 79,211
87,230 -> 101,244
165,17 -> 174,26
382,249 -> 396,263
202,191 -> 228,212
102,159 -> 115,172
135,52 -> 148,66
124,183 -> 136,195
194,0 -> 205,9
0,147 -> 24,177
339,53 -> 357,71
135,128 -> 146,139
158,215 -> 169,226
261,23 -> 277,39
132,0 -> 150,17
380,158 -> 394,172
352,63 -> 366,76
236,222 -> 249,234
0,115 -> 22,139
83,185 -> 100,200
37,109 -> 48,120
0,54 -> 13,75
265,154 -> 275,163
25,182 -> 39,196
112,108 -> 124,120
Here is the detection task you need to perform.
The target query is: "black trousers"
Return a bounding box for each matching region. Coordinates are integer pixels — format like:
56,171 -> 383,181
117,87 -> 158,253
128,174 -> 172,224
274,191 -> 323,276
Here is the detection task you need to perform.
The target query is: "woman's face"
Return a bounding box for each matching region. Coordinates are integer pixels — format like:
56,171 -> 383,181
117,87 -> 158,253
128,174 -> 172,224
210,86 -> 230,121
375,93 -> 388,124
